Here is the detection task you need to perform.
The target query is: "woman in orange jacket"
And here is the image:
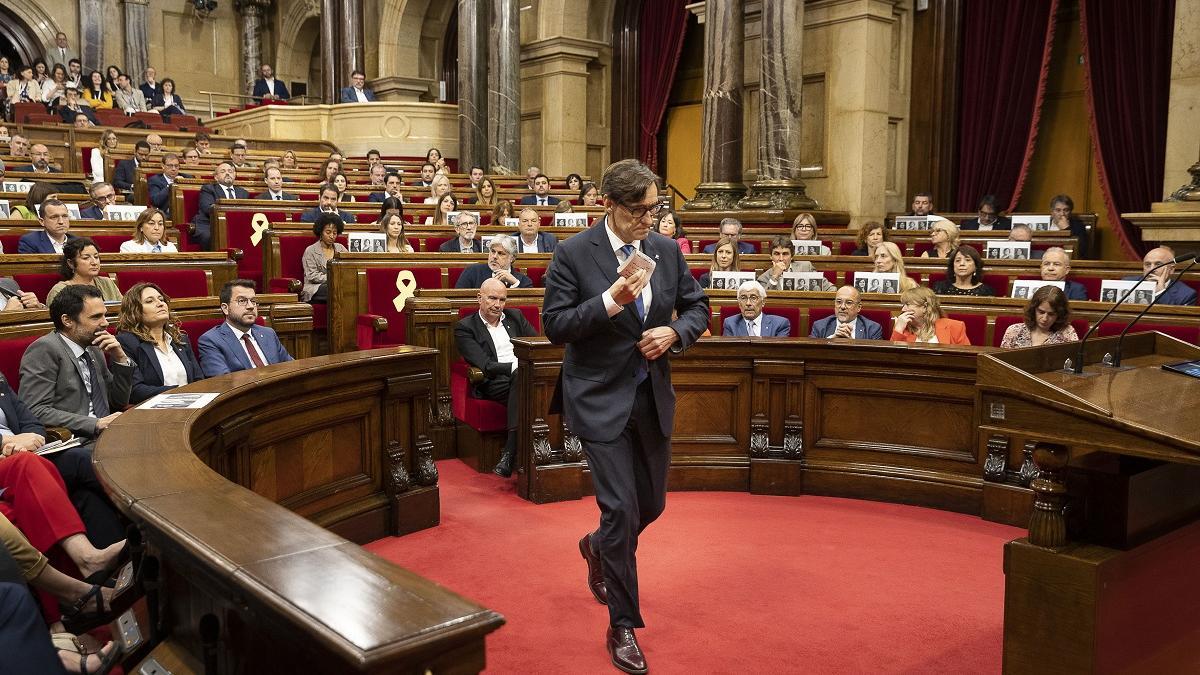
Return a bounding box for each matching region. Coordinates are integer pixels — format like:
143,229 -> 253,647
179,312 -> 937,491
890,286 -> 970,345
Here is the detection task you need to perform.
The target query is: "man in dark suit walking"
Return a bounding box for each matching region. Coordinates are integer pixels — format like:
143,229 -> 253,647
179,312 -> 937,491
542,159 -> 709,674
193,162 -> 249,250
454,278 -> 538,476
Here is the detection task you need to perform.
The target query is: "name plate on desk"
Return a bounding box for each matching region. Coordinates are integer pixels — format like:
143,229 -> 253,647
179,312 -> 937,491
894,215 -> 928,230
1,181 -> 33,193
105,204 -> 148,221
1012,215 -> 1052,231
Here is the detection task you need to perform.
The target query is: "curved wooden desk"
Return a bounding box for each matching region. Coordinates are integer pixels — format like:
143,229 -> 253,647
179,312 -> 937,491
95,348 -> 503,673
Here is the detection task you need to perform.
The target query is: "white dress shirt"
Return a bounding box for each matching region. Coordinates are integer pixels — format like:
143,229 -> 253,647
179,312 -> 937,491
354,87 -> 369,103
520,236 -> 540,254
228,324 -> 269,367
481,312 -> 518,373
120,239 -> 178,253
153,341 -> 189,386
745,317 -> 759,337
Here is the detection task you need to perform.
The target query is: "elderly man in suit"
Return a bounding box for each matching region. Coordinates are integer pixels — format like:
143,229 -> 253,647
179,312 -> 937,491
255,166 -> 299,201
439,212 -> 484,253
198,280 -> 293,377
518,174 -> 560,206
454,278 -> 538,477
701,218 -> 757,254
542,159 -> 709,673
1040,247 -> 1088,301
79,182 -> 115,220
722,280 -> 791,337
48,32 -> 78,67
340,70 -> 377,103
17,199 -> 75,254
112,140 -> 150,192
810,286 -> 885,340
455,236 -> 532,289
252,64 -> 290,103
511,207 -> 557,253
1122,246 -> 1196,306
193,162 -> 249,250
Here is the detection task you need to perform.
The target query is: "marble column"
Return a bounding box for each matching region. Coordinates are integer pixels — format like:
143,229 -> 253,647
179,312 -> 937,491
458,0 -> 488,171
1164,0 -> 1200,202
238,0 -> 271,98
740,0 -> 817,210
685,0 -> 746,211
122,0 -> 150,86
488,0 -> 520,173
78,0 -> 104,72
320,0 -> 338,103
339,0 -> 364,94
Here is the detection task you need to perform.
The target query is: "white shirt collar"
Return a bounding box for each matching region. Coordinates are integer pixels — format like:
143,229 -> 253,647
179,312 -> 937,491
478,310 -> 503,329
604,222 -> 639,255
58,332 -> 86,359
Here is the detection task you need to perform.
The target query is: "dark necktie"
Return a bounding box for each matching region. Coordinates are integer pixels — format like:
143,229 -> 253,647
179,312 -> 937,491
274,194 -> 281,200
241,333 -> 266,368
81,352 -> 110,418
224,186 -> 234,199
618,245 -> 646,321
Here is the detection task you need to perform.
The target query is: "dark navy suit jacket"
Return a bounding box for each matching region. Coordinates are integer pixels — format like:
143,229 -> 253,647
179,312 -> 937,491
455,263 -> 532,289
112,158 -> 139,191
518,195 -> 560,206
438,238 -> 484,253
723,312 -> 791,337
252,78 -> 289,102
79,205 -> 104,220
509,231 -> 558,253
17,231 -> 75,254
339,87 -> 377,103
115,331 -> 205,403
809,314 -> 884,340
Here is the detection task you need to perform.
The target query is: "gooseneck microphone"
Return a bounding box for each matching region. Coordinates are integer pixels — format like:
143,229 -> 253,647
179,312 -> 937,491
1069,252 -> 1196,374
1109,256 -> 1199,367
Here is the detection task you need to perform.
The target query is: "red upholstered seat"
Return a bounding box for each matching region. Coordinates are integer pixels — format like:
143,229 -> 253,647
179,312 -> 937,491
838,241 -> 858,255
992,317 -> 1092,346
224,209 -> 292,284
525,267 -> 546,287
178,188 -> 203,250
716,305 -> 801,337
90,235 -> 129,253
447,266 -> 467,288
0,334 -> 43,391
116,268 -> 210,298
357,267 -> 443,348
450,360 -> 507,433
13,274 -> 61,304
945,313 -> 987,346
423,236 -> 452,252
0,235 -> 20,253
12,103 -> 44,124
1097,321 -> 1200,344
912,242 -> 934,257
690,267 -> 705,282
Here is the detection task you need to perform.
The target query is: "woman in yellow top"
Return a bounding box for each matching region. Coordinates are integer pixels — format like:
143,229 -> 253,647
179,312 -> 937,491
81,71 -> 113,109
46,238 -> 122,305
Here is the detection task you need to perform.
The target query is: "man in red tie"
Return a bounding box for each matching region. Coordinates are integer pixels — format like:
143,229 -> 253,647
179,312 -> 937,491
197,280 -> 294,376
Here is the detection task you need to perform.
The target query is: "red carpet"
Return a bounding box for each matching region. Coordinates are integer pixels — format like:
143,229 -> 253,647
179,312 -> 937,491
366,460 -> 1024,674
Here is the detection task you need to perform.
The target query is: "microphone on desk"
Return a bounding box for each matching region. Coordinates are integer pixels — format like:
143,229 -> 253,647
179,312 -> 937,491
1108,256 -> 1199,368
1069,252 -> 1197,374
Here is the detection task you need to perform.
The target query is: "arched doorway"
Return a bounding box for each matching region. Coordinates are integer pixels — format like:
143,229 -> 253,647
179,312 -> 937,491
0,4 -> 44,71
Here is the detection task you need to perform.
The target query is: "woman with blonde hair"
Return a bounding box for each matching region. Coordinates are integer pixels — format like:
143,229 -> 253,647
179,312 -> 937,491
120,207 -> 176,252
698,236 -> 740,289
890,286 -> 970,345
90,129 -> 120,185
791,213 -> 831,256
871,241 -> 917,292
116,282 -> 205,403
425,173 -> 452,204
920,219 -> 960,259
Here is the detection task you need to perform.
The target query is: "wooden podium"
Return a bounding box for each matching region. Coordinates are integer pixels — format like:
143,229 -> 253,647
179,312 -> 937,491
977,333 -> 1200,673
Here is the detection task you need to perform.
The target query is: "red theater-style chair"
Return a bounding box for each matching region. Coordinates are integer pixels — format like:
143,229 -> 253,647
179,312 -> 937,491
945,313 -> 987,346
1097,321 -> 1200,345
13,274 -> 61,305
356,267 -> 443,349
268,233 -> 348,332
116,268 -> 210,299
0,334 -> 43,391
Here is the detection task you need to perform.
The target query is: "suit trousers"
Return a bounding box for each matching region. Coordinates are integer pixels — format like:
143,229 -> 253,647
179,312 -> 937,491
582,378 -> 670,628
0,581 -> 64,675
44,446 -> 125,548
475,372 -> 520,453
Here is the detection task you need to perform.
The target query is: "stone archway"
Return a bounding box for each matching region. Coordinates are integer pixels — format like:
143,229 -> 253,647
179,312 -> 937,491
0,0 -> 59,68
276,0 -> 321,87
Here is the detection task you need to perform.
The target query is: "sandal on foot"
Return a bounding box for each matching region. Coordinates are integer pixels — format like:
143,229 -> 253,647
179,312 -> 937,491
60,578 -> 138,635
51,633 -> 121,675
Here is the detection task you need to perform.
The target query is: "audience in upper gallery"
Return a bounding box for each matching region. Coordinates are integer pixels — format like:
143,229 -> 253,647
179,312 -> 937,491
20,284 -> 134,444
31,58 -> 48,87
112,140 -> 150,192
426,147 -> 448,174
702,218 -> 757,254
908,192 -> 936,217
810,286 -> 885,340
251,63 -> 289,102
453,277 -> 539,477
79,182 -> 115,220
468,165 -> 485,190
89,129 -> 119,184
655,208 -> 690,253
46,237 -> 121,305
579,182 -> 600,206
340,69 -> 377,102
723,280 -> 791,337
424,173 -> 452,204
1049,194 -> 1090,258
300,213 -> 346,303
960,194 -> 1011,231
932,245 -> 996,297
758,235 -> 836,292
115,282 -> 205,403
41,63 -> 68,107
18,197 -> 75,251
369,171 -> 404,203
300,183 -> 357,225
5,64 -> 40,105
872,241 -> 919,293
379,210 -> 414,253
492,199 -> 516,223
103,65 -> 121,94
519,174 -> 560,206
890,286 -> 970,345
455,236 -> 532,289
194,162 -> 250,249
120,208 -> 177,253
1000,285 -> 1078,348
1124,246 -> 1196,306
511,207 -> 558,253
698,236 -> 741,289
1040,247 -> 1088,300
18,143 -> 61,174
58,86 -> 97,126
426,193 -> 458,226
411,162 -> 436,187
474,177 -> 497,208
82,70 -> 112,110
65,58 -> 83,88
199,280 -> 294,376
791,213 -> 831,256
920,219 -> 960,259
112,73 -> 148,113
153,79 -> 186,118
440,211 -> 483,252
256,165 -> 298,201
138,66 -> 162,105
565,173 -> 583,193
0,54 -> 9,86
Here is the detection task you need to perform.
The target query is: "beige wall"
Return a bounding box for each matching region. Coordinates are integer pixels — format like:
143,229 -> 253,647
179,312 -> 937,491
1164,0 -> 1200,199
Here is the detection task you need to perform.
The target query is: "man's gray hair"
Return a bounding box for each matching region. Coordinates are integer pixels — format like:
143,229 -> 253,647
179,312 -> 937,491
491,235 -> 517,257
737,280 -> 766,299
1044,246 -> 1070,262
456,211 -> 478,227
89,181 -> 112,195
720,217 -> 743,234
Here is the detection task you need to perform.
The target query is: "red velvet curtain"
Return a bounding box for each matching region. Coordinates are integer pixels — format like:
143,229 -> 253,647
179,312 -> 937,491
637,0 -> 690,172
1081,0 -> 1176,259
955,0 -> 1059,212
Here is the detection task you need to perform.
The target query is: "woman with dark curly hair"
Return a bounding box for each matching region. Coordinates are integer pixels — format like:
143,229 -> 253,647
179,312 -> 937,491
1001,285 -> 1078,348
45,238 -> 120,305
851,221 -> 888,257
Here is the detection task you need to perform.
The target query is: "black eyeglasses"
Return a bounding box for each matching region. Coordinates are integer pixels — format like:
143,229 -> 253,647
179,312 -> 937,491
619,200 -> 667,220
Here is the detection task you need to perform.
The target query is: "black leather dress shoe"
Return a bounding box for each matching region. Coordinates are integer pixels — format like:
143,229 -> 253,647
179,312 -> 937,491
493,451 -> 514,477
579,533 -> 608,605
607,626 -> 647,674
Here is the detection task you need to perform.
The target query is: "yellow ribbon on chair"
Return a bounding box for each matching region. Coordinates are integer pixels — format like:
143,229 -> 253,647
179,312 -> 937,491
249,213 -> 270,247
393,270 -> 418,312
